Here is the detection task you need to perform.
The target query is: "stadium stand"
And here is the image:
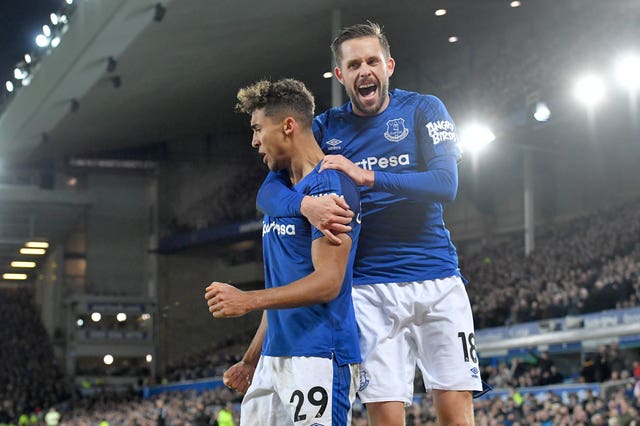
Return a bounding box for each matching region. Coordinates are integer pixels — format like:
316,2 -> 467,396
0,288 -> 70,424
2,197 -> 638,424
1,1 -> 639,424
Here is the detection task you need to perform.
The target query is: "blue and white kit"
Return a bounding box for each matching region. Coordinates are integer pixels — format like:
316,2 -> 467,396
241,164 -> 361,425
258,89 -> 486,404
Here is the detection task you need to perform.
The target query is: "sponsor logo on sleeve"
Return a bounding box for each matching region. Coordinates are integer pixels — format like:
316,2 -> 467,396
384,118 -> 409,142
425,120 -> 456,145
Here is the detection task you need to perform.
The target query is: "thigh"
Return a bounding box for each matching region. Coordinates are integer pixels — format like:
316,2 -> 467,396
412,276 -> 483,392
352,284 -> 416,406
240,356 -> 292,426
272,356 -> 359,426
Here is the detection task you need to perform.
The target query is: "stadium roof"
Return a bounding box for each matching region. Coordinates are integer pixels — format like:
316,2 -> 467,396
5,0 -> 638,162
0,0 -> 638,281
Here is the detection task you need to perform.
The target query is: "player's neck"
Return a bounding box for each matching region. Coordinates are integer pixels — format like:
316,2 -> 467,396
288,135 -> 324,185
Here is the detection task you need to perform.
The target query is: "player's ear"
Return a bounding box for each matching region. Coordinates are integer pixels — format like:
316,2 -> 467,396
334,66 -> 345,85
387,57 -> 396,77
283,117 -> 295,135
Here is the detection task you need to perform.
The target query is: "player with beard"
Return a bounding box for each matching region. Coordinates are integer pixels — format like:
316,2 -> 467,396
255,23 -> 488,425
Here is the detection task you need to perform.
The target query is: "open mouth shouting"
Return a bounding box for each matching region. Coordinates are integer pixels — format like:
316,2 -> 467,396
350,77 -> 387,116
357,82 -> 378,99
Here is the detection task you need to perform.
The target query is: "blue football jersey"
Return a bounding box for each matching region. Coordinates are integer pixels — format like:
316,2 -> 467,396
260,163 -> 361,366
313,89 -> 462,285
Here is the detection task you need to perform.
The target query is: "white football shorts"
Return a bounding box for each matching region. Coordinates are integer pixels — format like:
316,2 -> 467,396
240,355 -> 359,426
352,276 -> 483,405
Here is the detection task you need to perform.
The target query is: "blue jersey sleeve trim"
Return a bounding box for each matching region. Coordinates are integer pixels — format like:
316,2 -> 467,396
256,170 -> 304,217
309,171 -> 360,242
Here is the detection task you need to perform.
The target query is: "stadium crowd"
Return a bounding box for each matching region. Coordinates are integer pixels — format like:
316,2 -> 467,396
0,288 -> 70,424
157,198 -> 640,383
1,197 -> 638,423
463,198 -> 640,329
7,372 -> 639,425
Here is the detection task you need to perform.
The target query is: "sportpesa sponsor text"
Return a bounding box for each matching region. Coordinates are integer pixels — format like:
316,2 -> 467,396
262,193 -> 340,236
354,153 -> 410,170
263,221 -> 296,236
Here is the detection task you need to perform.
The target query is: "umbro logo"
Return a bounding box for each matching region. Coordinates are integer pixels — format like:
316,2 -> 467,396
470,367 -> 479,378
326,138 -> 343,151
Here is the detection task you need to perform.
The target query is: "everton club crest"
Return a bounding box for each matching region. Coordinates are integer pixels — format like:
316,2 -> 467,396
384,118 -> 409,142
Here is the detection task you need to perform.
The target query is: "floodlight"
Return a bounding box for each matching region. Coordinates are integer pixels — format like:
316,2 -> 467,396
615,53 -> 640,91
533,102 -> 551,122
91,312 -> 102,322
574,74 -> 605,106
26,241 -> 49,248
5,81 -> 14,92
51,37 -> 61,48
459,123 -> 495,153
3,273 -> 27,280
13,68 -> 27,80
322,72 -> 333,79
146,354 -> 153,363
42,25 -> 51,37
50,13 -> 59,26
11,261 -> 36,268
20,248 -> 45,255
103,354 -> 114,365
35,34 -> 50,47
116,313 -> 127,322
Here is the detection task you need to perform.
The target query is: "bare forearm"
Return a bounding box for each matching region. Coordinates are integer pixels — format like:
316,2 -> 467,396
242,312 -> 267,366
248,234 -> 351,310
249,270 -> 342,310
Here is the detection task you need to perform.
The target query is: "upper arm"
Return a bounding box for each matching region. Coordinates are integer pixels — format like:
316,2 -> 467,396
417,95 -> 462,164
310,233 -> 353,295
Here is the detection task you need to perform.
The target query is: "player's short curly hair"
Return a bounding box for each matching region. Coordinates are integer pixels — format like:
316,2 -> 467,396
235,78 -> 315,129
330,21 -> 391,66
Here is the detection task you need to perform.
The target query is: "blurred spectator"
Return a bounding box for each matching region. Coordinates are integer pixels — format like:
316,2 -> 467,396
44,407 -> 60,426
216,401 -> 235,426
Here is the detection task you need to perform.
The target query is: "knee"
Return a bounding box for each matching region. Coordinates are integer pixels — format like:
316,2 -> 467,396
366,401 -> 406,426
433,390 -> 474,426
